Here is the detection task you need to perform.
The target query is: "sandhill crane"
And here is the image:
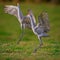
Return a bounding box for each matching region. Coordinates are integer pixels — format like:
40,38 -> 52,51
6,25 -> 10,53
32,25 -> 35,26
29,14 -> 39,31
27,9 -> 50,52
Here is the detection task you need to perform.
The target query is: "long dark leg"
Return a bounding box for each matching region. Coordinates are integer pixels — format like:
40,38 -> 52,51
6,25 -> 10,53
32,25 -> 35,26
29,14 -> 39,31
17,29 -> 24,44
33,36 -> 43,53
38,36 -> 43,47
17,24 -> 25,44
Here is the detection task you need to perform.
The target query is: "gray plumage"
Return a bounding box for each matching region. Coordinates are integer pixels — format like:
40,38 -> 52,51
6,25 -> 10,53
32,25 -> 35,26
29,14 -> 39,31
38,11 -> 50,33
27,10 -> 50,52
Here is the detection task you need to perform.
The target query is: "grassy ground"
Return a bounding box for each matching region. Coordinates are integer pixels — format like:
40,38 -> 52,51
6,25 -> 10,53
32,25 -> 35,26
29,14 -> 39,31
0,3 -> 60,60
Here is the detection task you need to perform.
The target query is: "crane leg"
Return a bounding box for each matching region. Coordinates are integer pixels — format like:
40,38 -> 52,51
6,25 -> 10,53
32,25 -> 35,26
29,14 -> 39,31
17,28 -> 25,44
33,36 -> 43,53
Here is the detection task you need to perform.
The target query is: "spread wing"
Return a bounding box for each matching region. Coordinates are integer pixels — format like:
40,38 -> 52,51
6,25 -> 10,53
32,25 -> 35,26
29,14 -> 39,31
38,11 -> 50,32
4,5 -> 18,18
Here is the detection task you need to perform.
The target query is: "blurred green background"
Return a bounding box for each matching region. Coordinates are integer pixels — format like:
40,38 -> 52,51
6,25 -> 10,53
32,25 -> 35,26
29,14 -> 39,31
0,0 -> 60,60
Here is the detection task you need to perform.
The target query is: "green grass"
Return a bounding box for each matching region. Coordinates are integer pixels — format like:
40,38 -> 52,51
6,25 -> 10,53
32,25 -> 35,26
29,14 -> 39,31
0,3 -> 60,60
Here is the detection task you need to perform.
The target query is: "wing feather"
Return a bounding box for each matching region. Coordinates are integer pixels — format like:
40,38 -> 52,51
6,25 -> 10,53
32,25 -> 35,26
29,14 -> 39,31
4,5 -> 18,18
38,11 -> 50,32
